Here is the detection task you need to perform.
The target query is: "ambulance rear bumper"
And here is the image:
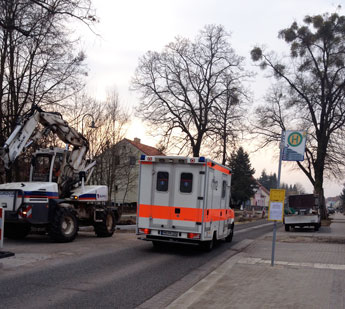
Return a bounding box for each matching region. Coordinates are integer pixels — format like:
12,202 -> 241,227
138,235 -> 200,246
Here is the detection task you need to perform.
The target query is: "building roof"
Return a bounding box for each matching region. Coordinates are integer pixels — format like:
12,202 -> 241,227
256,180 -> 270,196
124,138 -> 165,156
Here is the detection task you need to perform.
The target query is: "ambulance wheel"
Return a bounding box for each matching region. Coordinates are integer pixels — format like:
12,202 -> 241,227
225,223 -> 234,242
314,223 -> 320,231
94,209 -> 116,237
49,207 -> 78,243
152,241 -> 164,249
285,224 -> 290,232
4,223 -> 30,239
202,233 -> 216,252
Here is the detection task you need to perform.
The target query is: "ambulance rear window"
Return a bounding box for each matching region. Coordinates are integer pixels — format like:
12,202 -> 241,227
157,172 -> 169,191
180,173 -> 193,193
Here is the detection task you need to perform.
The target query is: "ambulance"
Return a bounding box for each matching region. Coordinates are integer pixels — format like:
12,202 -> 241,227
136,155 -> 234,250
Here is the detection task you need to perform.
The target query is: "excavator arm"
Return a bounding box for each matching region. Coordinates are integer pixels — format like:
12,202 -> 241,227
0,105 -> 91,173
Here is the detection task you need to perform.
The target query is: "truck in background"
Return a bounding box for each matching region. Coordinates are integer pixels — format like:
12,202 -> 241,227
284,194 -> 321,231
136,155 -> 234,251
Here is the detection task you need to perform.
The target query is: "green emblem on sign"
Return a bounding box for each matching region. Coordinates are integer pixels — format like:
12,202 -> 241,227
287,132 -> 302,147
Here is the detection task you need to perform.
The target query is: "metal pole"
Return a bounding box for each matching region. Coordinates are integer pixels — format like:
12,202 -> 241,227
0,207 -> 4,249
271,131 -> 284,267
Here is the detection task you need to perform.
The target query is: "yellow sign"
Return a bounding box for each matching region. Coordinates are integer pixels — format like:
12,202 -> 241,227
269,189 -> 285,202
268,189 -> 285,222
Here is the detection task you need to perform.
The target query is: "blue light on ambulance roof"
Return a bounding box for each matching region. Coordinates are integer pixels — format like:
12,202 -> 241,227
140,154 -> 146,160
199,157 -> 205,162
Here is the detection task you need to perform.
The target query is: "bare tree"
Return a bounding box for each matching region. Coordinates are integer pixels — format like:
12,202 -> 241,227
208,76 -> 249,165
0,0 -> 96,182
251,10 -> 345,218
132,24 -> 250,157
69,89 -> 132,202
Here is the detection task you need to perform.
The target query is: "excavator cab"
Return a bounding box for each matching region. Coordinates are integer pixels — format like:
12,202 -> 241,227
30,148 -> 65,183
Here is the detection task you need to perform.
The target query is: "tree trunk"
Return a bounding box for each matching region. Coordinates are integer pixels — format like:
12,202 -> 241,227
314,169 -> 327,220
193,136 -> 203,157
222,137 -> 226,165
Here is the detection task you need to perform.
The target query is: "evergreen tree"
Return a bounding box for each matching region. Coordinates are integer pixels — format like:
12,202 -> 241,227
228,147 -> 256,208
258,170 -> 277,190
258,170 -> 305,195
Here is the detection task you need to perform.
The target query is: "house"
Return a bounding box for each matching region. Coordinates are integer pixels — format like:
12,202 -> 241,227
94,138 -> 164,207
250,181 -> 270,209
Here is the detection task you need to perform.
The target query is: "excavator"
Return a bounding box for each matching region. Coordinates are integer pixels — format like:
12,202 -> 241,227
0,105 -> 117,242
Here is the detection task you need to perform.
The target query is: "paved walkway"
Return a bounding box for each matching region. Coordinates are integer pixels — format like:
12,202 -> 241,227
167,213 -> 345,309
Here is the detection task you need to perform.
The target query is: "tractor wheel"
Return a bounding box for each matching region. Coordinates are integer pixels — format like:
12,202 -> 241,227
225,223 -> 234,243
94,209 -> 116,237
4,223 -> 30,239
49,207 -> 78,242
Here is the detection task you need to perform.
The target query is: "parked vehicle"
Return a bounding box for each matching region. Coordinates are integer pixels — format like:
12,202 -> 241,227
0,105 -> 118,242
284,194 -> 321,231
136,155 -> 234,251
327,206 -> 335,215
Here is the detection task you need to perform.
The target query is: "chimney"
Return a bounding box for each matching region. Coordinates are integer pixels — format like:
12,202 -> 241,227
134,137 -> 141,144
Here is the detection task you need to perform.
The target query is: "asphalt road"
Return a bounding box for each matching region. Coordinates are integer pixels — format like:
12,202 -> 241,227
0,220 -> 277,309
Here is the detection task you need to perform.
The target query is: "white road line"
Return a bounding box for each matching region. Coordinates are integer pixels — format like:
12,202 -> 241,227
235,222 -> 274,234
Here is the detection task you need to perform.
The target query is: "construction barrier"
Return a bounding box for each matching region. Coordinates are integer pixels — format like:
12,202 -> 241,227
0,207 -> 15,259
0,207 -> 3,249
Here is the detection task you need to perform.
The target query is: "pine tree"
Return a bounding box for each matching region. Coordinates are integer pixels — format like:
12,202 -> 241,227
228,147 -> 256,208
258,170 -> 277,190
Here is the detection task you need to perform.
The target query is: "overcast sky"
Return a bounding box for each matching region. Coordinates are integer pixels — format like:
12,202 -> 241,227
80,0 -> 344,197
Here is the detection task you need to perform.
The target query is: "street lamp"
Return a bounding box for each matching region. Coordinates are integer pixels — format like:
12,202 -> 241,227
81,113 -> 97,135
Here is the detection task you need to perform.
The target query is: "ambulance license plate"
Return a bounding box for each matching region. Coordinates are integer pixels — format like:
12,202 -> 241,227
160,230 -> 178,237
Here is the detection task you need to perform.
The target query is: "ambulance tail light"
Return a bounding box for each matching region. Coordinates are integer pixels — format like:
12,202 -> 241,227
139,228 -> 151,235
187,233 -> 200,239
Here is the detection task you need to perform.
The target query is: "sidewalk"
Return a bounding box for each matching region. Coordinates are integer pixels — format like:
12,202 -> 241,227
167,213 -> 345,309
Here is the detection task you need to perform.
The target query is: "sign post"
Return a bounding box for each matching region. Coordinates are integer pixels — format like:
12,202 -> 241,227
268,189 -> 285,266
0,207 -> 3,249
269,130 -> 307,266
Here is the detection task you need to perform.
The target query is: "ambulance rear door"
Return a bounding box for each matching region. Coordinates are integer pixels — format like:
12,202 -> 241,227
148,162 -> 175,230
170,163 -> 204,233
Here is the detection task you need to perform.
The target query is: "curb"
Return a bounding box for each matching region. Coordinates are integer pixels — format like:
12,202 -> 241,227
137,239 -> 254,309
167,252 -> 246,308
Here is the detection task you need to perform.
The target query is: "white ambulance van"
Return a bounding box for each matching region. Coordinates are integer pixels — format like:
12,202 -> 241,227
136,155 -> 234,251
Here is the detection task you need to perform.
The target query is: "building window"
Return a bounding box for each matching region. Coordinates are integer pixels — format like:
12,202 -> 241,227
180,173 -> 193,193
129,156 -> 136,166
156,171 -> 169,191
222,181 -> 227,199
